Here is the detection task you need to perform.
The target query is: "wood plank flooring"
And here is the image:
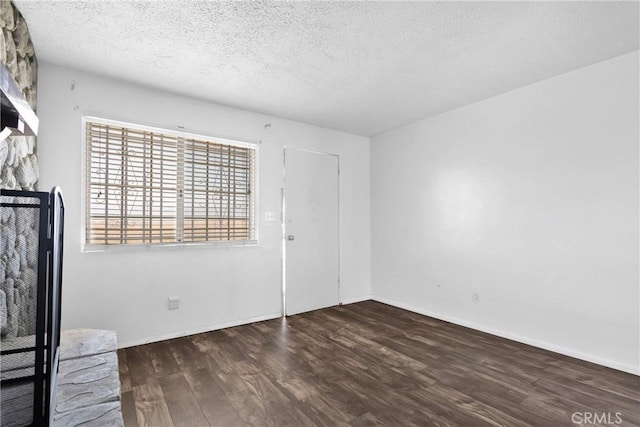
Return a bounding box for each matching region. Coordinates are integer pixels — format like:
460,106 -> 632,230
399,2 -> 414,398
118,301 -> 640,426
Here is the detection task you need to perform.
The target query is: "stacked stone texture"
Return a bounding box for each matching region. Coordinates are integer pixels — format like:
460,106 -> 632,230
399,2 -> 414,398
0,202 -> 38,338
1,0 -> 38,339
1,0 -> 38,191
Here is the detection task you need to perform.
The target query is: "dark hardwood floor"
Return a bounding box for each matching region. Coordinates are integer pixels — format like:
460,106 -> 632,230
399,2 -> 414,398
118,301 -> 640,426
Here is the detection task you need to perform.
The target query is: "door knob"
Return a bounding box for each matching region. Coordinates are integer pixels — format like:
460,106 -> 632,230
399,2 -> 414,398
287,235 -> 295,241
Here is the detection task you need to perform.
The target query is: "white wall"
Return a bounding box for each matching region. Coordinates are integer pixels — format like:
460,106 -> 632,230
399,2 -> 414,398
371,51 -> 639,374
37,62 -> 371,347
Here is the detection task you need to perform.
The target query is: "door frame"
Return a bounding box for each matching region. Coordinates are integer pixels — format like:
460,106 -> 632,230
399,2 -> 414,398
281,146 -> 341,316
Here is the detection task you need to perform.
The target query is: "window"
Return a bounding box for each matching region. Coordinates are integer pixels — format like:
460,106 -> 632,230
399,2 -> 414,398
84,118 -> 256,246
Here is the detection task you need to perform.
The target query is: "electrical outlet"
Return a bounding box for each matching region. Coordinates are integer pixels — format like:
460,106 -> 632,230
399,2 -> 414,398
472,292 -> 479,304
168,296 -> 180,310
265,211 -> 276,222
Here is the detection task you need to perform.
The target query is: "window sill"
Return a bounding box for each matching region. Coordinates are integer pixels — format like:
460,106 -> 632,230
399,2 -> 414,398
82,240 -> 259,253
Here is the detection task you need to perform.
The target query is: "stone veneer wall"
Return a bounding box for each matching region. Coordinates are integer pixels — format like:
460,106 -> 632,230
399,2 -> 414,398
0,0 -> 38,339
1,0 -> 38,190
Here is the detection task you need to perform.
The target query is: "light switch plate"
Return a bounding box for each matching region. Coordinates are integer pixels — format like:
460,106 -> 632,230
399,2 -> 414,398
265,211 -> 276,222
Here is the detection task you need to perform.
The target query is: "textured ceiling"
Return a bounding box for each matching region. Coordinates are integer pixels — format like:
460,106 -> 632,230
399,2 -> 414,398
14,1 -> 640,136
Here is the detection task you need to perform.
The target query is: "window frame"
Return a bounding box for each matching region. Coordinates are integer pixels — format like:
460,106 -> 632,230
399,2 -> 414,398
81,116 -> 259,252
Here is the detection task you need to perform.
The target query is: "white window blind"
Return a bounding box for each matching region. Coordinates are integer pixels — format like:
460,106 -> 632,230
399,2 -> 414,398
85,119 -> 256,246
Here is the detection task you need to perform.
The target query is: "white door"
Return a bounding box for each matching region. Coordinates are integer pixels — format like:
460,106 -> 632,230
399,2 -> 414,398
284,147 -> 339,316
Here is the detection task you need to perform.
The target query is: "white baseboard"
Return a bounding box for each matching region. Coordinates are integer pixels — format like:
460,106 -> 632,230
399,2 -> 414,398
372,296 -> 639,376
117,312 -> 282,349
117,296 -> 638,376
340,295 -> 372,305
118,298 -> 371,348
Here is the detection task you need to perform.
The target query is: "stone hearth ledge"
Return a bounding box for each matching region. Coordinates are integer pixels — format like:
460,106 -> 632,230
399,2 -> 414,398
53,329 -> 123,427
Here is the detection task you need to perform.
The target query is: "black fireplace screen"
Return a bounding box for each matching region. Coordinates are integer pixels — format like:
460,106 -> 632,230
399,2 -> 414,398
0,187 -> 65,427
